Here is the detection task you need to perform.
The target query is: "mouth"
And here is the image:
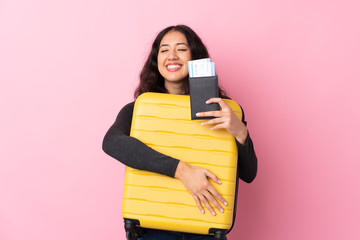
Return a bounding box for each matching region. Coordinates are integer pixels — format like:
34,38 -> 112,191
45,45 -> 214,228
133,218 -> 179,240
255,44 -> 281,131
166,63 -> 183,72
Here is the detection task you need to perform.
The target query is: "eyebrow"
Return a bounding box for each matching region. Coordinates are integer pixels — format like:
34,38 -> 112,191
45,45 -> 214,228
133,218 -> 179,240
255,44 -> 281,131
160,43 -> 188,48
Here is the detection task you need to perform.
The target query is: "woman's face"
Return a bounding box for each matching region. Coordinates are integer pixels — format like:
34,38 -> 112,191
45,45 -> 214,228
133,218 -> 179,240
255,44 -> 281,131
157,30 -> 192,85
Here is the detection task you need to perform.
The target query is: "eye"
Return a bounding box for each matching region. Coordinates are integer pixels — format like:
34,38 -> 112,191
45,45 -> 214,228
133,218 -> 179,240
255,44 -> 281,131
178,48 -> 188,52
160,49 -> 168,53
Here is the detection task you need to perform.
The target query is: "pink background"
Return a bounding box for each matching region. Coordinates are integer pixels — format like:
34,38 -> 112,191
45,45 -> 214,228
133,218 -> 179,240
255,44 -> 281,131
1,0 -> 359,239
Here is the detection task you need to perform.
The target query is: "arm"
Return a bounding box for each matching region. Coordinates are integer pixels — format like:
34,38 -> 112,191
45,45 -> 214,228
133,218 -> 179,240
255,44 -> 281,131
102,102 -> 180,177
196,98 -> 258,183
236,131 -> 258,183
103,101 -> 242,216
175,99 -> 258,215
103,102 -> 227,215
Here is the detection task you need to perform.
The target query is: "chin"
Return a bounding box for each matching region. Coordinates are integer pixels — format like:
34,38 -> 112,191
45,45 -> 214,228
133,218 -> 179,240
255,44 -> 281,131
167,77 -> 187,82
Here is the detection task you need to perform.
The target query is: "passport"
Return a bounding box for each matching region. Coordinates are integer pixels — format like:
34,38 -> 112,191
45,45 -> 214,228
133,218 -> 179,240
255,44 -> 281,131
189,75 -> 220,120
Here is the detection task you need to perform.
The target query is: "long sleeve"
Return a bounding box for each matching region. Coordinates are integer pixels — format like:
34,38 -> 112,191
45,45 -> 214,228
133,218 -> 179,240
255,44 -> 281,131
236,106 -> 258,183
102,102 -> 180,177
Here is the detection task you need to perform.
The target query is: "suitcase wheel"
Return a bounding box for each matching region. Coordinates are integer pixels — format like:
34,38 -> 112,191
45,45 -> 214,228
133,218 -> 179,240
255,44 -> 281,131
124,218 -> 144,240
211,228 -> 227,240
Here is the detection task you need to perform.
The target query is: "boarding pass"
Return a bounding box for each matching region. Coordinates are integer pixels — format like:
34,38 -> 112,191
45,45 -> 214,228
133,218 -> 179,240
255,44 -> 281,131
187,58 -> 215,78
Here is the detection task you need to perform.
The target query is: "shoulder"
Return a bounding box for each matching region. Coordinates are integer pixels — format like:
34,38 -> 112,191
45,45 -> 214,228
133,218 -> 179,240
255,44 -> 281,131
121,101 -> 135,113
115,101 -> 135,120
110,101 -> 136,134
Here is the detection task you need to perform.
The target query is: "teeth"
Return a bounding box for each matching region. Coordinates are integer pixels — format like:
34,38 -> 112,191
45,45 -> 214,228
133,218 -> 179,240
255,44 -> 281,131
167,65 -> 181,69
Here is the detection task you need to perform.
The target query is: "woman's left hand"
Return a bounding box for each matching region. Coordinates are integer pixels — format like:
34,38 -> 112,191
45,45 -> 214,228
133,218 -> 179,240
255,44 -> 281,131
196,98 -> 248,145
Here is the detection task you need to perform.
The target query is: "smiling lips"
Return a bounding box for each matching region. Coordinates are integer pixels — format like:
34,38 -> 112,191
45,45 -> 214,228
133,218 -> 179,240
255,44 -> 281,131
166,63 -> 183,72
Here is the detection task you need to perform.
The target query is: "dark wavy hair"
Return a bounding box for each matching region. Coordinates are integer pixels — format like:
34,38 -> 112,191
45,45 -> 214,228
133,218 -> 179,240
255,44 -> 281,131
134,24 -> 228,99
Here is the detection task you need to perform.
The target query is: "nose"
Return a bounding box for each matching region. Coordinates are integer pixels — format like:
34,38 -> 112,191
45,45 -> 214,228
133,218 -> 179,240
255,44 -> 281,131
167,49 -> 179,60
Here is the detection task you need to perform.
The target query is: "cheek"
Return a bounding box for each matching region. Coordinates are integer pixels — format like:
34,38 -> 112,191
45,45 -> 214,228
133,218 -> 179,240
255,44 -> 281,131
157,57 -> 162,71
157,55 -> 165,67
185,54 -> 192,63
184,54 -> 191,70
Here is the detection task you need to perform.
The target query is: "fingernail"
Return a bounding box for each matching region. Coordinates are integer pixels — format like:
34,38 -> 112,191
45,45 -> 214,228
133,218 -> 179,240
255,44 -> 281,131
220,208 -> 224,213
224,201 -> 228,206
201,210 -> 205,214
212,211 -> 216,216
201,122 -> 205,126
206,101 -> 209,104
218,180 -> 222,184
196,113 -> 200,116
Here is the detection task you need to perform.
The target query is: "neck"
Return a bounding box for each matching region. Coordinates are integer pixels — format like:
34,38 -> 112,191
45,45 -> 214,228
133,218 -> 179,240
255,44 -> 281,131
165,81 -> 184,95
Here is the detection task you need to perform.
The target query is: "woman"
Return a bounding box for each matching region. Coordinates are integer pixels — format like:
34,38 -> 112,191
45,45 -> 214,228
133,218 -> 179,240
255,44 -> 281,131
102,25 -> 257,240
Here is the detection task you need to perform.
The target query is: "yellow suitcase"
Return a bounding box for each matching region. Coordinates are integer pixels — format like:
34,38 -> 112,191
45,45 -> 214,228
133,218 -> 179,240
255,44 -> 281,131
122,92 -> 242,239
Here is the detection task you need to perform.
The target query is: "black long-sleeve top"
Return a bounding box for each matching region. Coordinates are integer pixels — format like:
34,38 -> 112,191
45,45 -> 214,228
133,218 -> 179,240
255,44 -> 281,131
102,101 -> 257,183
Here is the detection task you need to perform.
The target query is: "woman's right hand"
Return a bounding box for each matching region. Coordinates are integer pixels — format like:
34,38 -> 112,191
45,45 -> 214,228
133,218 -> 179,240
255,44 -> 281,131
174,161 -> 228,215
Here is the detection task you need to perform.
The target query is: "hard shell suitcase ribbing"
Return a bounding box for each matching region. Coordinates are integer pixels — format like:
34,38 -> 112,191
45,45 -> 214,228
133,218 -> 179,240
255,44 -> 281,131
122,92 -> 242,239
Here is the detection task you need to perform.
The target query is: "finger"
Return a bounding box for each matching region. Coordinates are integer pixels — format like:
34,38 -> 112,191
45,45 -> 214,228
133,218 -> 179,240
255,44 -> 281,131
210,123 -> 228,131
204,169 -> 222,184
192,194 -> 205,214
201,117 -> 225,126
206,98 -> 230,111
203,170 -> 227,210
205,98 -> 222,104
203,190 -> 223,215
207,184 -> 228,208
196,110 -> 222,118
198,194 -> 216,216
